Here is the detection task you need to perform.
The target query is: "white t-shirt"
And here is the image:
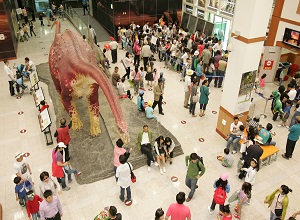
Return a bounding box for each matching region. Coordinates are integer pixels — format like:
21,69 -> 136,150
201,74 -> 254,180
181,53 -> 189,65
116,163 -> 132,188
212,43 -> 223,52
288,89 -> 297,101
141,132 -> 150,145
13,157 -> 30,179
27,60 -> 36,71
184,75 -> 191,92
4,65 -> 13,81
109,41 -> 118,50
230,121 -> 243,134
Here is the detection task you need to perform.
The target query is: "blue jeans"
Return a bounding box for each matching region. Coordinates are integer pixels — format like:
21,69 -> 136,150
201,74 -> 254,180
57,174 -> 67,189
289,111 -> 300,127
31,212 -> 40,220
114,166 -> 118,182
64,165 -> 79,182
226,136 -> 241,151
19,196 -> 28,206
185,175 -> 198,199
120,186 -> 131,201
270,211 -> 278,220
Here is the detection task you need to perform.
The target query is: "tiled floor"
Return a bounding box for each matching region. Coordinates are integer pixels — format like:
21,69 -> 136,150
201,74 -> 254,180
1,19 -> 299,220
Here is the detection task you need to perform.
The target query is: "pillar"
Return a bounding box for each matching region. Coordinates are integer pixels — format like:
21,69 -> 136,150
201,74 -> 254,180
216,0 -> 274,138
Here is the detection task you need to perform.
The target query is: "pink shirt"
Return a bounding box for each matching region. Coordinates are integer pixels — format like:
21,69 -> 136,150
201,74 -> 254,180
259,78 -> 265,88
222,214 -> 232,220
113,146 -> 126,167
166,203 -> 191,220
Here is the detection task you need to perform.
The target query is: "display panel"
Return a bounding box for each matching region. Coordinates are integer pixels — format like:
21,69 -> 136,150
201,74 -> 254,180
203,21 -> 214,36
181,12 -> 190,30
195,18 -> 205,33
282,28 -> 300,49
188,15 -> 197,33
39,109 -> 51,132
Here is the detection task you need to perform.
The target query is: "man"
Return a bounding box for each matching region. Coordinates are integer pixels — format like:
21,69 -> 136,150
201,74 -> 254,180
111,67 -> 120,87
201,45 -> 212,71
238,141 -> 263,180
82,0 -> 88,15
212,39 -> 223,54
282,116 -> 300,159
45,7 -> 52,26
212,33 -> 218,43
183,68 -> 193,108
152,78 -> 164,115
25,57 -> 36,72
116,154 -> 132,202
39,190 -> 63,220
14,151 -> 33,184
89,25 -> 97,44
185,153 -> 205,202
214,56 -> 227,88
4,59 -> 19,96
180,49 -> 190,81
289,100 -> 300,127
287,83 -> 297,102
141,40 -> 151,69
107,206 -> 122,220
165,192 -> 191,220
137,125 -> 157,171
226,116 -> 243,154
109,37 -> 118,63
54,118 -> 72,160
258,123 -> 276,146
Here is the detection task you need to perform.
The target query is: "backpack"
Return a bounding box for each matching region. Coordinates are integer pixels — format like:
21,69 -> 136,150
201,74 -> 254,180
213,187 -> 226,204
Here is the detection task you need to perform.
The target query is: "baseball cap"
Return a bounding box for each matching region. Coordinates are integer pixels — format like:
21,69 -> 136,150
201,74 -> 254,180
15,151 -> 23,159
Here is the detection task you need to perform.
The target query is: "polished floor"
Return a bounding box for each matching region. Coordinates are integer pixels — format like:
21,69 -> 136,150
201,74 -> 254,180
1,19 -> 299,220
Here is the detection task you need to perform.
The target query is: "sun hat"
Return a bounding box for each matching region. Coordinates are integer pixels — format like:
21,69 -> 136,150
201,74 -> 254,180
15,151 -> 23,159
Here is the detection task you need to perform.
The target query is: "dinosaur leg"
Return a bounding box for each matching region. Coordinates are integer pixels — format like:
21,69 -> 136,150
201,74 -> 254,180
87,83 -> 101,136
61,90 -> 83,131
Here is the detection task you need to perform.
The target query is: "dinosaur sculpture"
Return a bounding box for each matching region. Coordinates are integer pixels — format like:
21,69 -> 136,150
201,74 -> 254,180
49,20 -> 128,141
271,90 -> 284,116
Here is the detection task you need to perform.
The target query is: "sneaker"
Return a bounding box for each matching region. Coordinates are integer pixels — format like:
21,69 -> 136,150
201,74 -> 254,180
170,161 -> 173,165
68,180 -> 73,183
76,172 -> 82,177
148,166 -> 151,172
234,214 -> 241,219
154,162 -> 159,166
286,126 -> 289,129
160,168 -> 163,175
208,206 -> 213,214
232,150 -> 237,154
119,196 -> 124,202
234,205 -> 239,213
163,167 -> 166,173
62,186 -> 70,191
186,198 -> 191,202
282,154 -> 289,160
277,124 -> 282,127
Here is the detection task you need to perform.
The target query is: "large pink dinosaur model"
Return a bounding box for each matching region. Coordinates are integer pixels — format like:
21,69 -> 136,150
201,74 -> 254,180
48,20 -> 128,140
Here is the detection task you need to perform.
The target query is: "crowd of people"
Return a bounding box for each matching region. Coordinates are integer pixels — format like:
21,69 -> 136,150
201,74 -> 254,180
5,12 -> 300,220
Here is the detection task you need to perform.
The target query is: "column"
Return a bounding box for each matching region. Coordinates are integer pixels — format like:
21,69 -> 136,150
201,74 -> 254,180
216,0 -> 274,138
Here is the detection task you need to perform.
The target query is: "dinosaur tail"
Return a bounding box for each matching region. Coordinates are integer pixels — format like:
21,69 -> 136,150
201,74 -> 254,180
51,19 -> 61,36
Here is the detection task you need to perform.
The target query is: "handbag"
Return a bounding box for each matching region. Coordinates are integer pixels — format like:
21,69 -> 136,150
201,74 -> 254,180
274,194 -> 283,217
192,94 -> 199,103
127,162 -> 136,183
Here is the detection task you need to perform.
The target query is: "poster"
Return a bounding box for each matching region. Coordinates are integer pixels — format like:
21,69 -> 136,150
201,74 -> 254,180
39,109 -> 51,132
235,70 -> 256,114
33,87 -> 45,107
30,71 -> 40,88
263,60 -> 274,70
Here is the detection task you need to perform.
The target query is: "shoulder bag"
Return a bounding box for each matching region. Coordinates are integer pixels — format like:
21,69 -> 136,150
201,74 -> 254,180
127,162 -> 136,183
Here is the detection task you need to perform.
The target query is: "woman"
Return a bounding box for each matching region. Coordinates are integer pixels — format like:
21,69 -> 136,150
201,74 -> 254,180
28,21 -> 36,37
264,185 -> 292,220
145,61 -> 154,87
122,52 -> 132,79
39,171 -> 61,197
131,65 -> 142,94
133,41 -> 141,66
195,58 -> 203,85
205,57 -> 215,86
51,142 -> 70,191
208,173 -> 230,214
164,137 -> 175,165
199,79 -> 210,117
189,79 -> 199,117
154,136 -> 166,175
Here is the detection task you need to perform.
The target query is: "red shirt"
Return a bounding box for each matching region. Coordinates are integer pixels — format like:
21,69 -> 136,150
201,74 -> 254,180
26,195 -> 43,217
57,126 -> 71,144
166,203 -> 191,220
222,214 -> 232,220
40,104 -> 49,112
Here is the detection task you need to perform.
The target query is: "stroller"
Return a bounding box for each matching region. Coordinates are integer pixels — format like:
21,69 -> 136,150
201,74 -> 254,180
15,64 -> 32,95
16,64 -> 30,78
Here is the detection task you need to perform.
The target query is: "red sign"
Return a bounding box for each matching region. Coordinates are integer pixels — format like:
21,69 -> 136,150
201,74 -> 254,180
263,60 -> 274,70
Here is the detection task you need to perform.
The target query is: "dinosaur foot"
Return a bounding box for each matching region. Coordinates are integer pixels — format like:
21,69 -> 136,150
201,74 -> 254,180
71,115 -> 83,131
89,114 -> 101,137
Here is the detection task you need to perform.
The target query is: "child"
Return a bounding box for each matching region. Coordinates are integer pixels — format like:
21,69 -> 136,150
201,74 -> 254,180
121,33 -> 126,50
40,100 -> 49,112
39,13 -> 44,26
217,204 -> 232,220
217,148 -> 234,167
155,208 -> 165,220
63,158 -> 82,183
22,23 -> 30,40
18,27 -> 25,42
258,73 -> 267,95
278,100 -> 292,128
239,125 -> 248,159
239,158 -> 259,204
279,66 -> 287,86
139,67 -> 145,90
234,182 -> 252,219
145,61 -> 154,87
26,190 -> 43,220
14,176 -> 32,207
117,78 -> 132,99
145,101 -> 157,119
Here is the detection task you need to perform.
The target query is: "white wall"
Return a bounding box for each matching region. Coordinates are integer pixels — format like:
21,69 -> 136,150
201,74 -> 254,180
281,0 -> 300,21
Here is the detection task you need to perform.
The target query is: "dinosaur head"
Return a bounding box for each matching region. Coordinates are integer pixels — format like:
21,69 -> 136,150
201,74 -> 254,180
272,90 -> 280,98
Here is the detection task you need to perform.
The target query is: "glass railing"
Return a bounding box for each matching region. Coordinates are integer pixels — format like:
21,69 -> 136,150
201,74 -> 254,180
64,4 -> 88,36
